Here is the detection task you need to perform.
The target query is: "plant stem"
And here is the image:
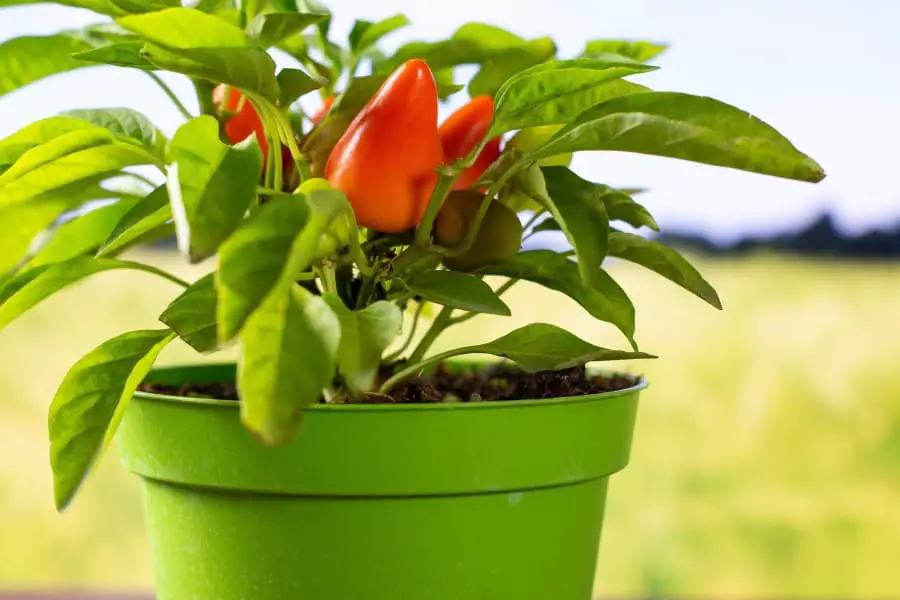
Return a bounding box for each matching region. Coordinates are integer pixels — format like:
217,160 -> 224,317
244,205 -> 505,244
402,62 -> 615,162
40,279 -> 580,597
414,172 -> 455,248
407,304 -> 453,364
319,265 -> 338,295
124,171 -> 159,189
355,274 -> 376,309
380,345 -> 478,394
146,72 -> 193,120
383,301 -> 425,363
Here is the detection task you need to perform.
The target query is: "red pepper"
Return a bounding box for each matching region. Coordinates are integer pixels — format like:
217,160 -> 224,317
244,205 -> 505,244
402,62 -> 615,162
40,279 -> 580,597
438,95 -> 502,190
212,85 -> 270,159
325,59 -> 443,233
311,96 -> 335,124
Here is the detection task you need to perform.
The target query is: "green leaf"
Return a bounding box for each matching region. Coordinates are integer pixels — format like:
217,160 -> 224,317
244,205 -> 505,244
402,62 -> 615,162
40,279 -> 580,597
61,108 -> 166,158
536,182 -> 659,233
0,117 -> 97,176
97,185 -> 173,257
25,198 -> 140,268
238,285 -> 340,445
0,0 -> 178,18
118,7 -> 279,100
349,14 -> 409,54
166,116 -> 263,263
0,176 -> 115,274
404,271 -> 511,316
49,329 -> 174,511
73,41 -> 155,70
216,190 -> 353,341
323,296 -> 401,393
540,166 -> 610,286
248,11 -> 327,48
0,128 -> 158,207
0,257 -> 184,332
383,323 -> 653,392
381,22 -> 527,72
608,231 -> 721,309
468,37 -> 556,98
277,68 -> 325,106
582,39 -> 668,62
159,273 -> 219,352
481,250 -> 636,345
0,33 -> 96,99
530,91 -> 826,183
490,58 -> 655,136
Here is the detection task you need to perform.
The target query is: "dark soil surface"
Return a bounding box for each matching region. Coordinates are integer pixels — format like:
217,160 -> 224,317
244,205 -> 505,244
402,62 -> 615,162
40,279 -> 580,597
138,363 -> 638,404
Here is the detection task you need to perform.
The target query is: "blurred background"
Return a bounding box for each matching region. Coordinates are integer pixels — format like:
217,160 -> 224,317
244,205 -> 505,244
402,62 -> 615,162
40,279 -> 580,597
1,0 -> 899,598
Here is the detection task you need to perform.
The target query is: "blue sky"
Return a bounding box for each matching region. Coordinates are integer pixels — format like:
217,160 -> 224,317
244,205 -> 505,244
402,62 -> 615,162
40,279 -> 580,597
1,0 -> 898,241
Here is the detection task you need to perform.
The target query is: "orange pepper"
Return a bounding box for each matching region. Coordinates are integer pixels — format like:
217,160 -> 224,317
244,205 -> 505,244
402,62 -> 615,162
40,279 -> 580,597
325,59 -> 444,233
438,95 -> 502,190
212,85 -> 270,160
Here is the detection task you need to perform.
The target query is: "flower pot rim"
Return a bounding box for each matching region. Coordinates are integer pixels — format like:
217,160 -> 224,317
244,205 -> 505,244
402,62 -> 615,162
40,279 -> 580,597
137,360 -> 649,413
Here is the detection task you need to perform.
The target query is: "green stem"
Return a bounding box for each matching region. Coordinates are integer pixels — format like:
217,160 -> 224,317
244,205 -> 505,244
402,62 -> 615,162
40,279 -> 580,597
124,171 -> 159,189
441,193 -> 493,258
354,274 -> 376,309
383,301 -> 424,363
146,72 -> 193,120
407,305 -> 453,365
129,262 -> 191,288
380,344 -> 480,394
521,210 -> 547,243
318,265 -> 338,295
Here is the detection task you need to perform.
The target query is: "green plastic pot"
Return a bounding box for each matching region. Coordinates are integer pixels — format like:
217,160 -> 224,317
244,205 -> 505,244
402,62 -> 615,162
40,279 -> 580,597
118,362 -> 645,600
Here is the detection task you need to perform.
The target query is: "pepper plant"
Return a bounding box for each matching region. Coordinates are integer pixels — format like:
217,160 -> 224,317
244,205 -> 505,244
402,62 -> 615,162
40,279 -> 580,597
0,0 -> 824,511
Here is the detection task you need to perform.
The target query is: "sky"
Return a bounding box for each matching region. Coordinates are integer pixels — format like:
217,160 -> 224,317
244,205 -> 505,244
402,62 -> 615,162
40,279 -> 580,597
1,0 -> 899,242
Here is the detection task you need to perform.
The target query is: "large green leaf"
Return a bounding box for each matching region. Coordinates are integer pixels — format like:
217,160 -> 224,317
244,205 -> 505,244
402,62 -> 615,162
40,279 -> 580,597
383,323 -> 653,392
61,108 -> 166,158
238,285 -> 340,444
97,185 -> 173,257
0,117 -> 99,175
159,273 -> 219,352
73,41 -> 155,70
0,0 -> 178,17
490,58 -> 655,136
248,11 -> 328,48
0,33 -> 97,99
323,296 -> 401,393
481,250 -> 636,346
539,166 -> 610,286
468,37 -> 556,98
380,22 -> 527,72
582,39 -> 668,62
404,271 -> 511,316
166,116 -> 263,263
530,91 -> 826,183
349,14 -> 409,54
49,329 -> 174,511
0,129 -> 159,207
25,198 -> 140,268
608,231 -> 722,309
118,7 -> 279,99
0,176 -> 114,274
216,190 -> 353,341
0,257 -> 185,332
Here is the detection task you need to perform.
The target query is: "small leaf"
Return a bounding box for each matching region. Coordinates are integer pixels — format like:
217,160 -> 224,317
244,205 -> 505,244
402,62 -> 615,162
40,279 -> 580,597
490,58 -> 655,135
238,285 -> 340,445
468,37 -> 556,98
166,116 -> 263,263
159,273 -> 219,352
349,14 -> 409,53
602,189 -> 659,231
530,91 -> 826,183
118,7 -> 279,99
541,166 -> 611,286
582,39 -> 669,62
98,185 -> 173,257
277,68 -> 325,106
323,296 -> 401,393
0,33 -> 96,99
481,250 -> 635,345
49,329 -> 174,511
608,231 -> 721,309
248,11 -> 328,48
405,271 -> 511,316
0,0 -> 178,17
25,198 -> 139,268
0,257 -> 183,332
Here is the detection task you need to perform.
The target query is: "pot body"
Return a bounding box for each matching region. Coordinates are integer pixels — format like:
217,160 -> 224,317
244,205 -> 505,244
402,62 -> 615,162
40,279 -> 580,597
118,363 -> 644,600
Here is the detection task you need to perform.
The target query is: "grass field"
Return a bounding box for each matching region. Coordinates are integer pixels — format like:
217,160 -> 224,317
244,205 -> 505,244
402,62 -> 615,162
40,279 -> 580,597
0,250 -> 898,597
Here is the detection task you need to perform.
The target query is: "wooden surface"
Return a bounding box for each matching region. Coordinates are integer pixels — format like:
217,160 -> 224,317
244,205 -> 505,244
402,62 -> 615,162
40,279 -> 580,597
0,594 -> 152,599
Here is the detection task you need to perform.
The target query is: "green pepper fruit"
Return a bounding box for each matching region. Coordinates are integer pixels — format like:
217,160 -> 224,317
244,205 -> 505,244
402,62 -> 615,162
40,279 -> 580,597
296,177 -> 334,195
507,125 -> 572,167
435,191 -> 523,272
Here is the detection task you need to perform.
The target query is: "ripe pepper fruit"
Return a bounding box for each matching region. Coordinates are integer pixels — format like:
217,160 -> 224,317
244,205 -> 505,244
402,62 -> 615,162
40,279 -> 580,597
311,96 -> 335,124
325,59 -> 443,233
434,190 -> 523,272
507,124 -> 572,167
212,84 -> 270,159
438,95 -> 502,190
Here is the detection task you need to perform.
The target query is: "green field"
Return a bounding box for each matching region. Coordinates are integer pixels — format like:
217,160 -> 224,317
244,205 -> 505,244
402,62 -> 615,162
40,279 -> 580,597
1,250 -> 898,597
